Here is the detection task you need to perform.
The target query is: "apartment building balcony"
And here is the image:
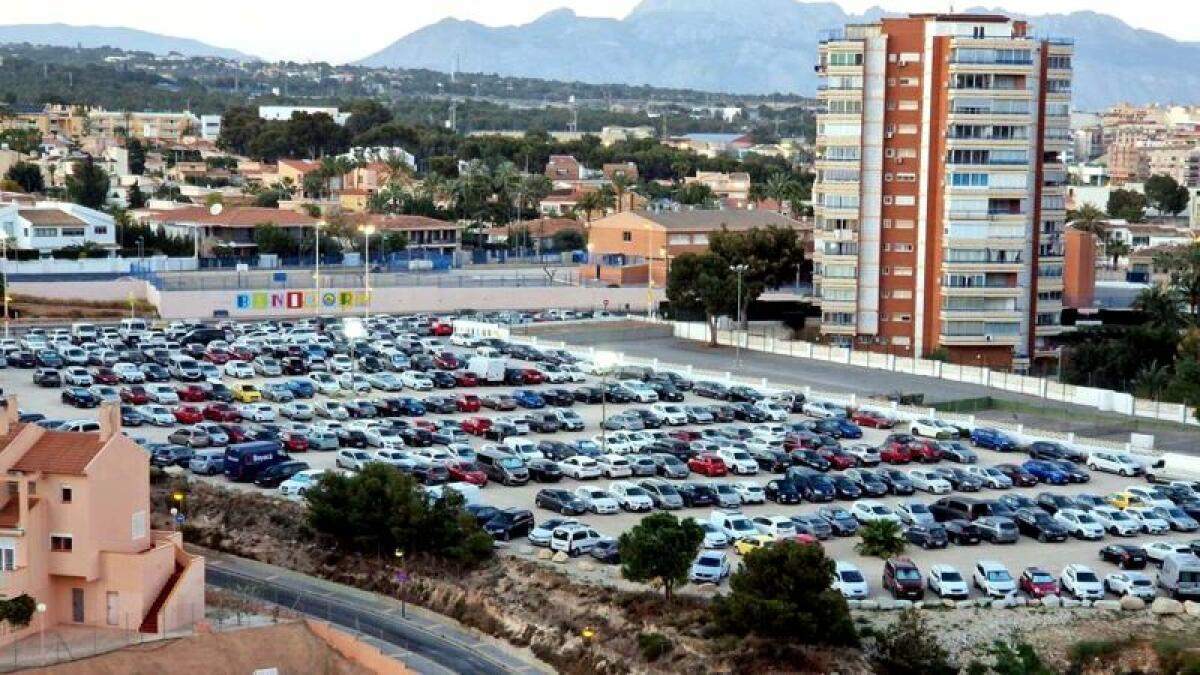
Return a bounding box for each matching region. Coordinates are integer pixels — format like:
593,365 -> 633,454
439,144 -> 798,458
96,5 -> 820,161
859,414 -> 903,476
941,284 -> 1021,297
942,260 -> 1024,274
939,333 -> 1021,347
940,308 -> 1019,321
817,228 -> 860,241
947,63 -> 1036,77
1036,324 -> 1066,337
947,111 -> 1033,126
820,323 -> 858,335
817,275 -> 859,288
945,209 -> 1026,221
818,298 -> 858,311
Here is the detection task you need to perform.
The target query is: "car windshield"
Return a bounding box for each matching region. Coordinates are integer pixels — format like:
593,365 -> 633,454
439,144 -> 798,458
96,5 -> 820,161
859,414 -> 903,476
871,506 -> 891,515
895,568 -> 920,581
909,504 -> 929,513
732,520 -> 755,532
697,557 -> 721,568
840,570 -> 865,582
500,457 -> 524,469
987,570 -> 1011,581
1075,571 -> 1099,583
941,571 -> 963,582
1031,572 -> 1054,584
625,487 -> 648,496
1132,579 -> 1154,587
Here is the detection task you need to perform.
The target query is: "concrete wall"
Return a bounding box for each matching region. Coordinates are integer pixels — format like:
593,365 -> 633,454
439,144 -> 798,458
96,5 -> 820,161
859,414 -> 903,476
9,279 -> 151,302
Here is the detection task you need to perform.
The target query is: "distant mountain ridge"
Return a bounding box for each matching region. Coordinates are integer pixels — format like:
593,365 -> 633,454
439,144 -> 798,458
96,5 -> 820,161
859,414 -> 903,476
356,0 -> 1200,109
0,23 -> 253,60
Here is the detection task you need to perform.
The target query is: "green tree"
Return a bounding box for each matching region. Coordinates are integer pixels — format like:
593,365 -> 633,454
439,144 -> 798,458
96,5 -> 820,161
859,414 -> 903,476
65,156 -> 110,208
382,231 -> 409,255
575,191 -> 604,225
675,182 -> 714,206
708,225 -> 808,310
1069,203 -> 1108,238
1155,243 -> 1200,318
873,609 -> 955,675
666,252 -> 735,345
617,513 -> 704,602
1134,285 -> 1185,331
0,129 -> 41,154
4,161 -> 44,193
1105,238 -> 1131,268
710,540 -> 857,646
765,172 -> 798,214
854,519 -> 907,558
127,183 -> 147,209
252,223 -> 299,256
1107,189 -> 1148,223
610,173 -> 633,213
1144,174 -> 1190,216
344,99 -> 395,137
551,228 -> 585,251
127,137 -> 146,175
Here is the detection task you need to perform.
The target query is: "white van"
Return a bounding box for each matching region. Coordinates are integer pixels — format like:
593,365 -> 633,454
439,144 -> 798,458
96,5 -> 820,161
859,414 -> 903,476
1158,553 -> 1200,600
71,322 -> 99,342
503,437 -> 541,462
425,482 -> 482,506
118,318 -> 149,342
1146,453 -> 1200,485
550,523 -> 605,556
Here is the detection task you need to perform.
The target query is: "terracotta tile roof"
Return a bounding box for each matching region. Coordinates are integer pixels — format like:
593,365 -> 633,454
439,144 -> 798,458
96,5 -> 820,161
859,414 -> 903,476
141,206 -> 317,228
10,431 -> 105,476
17,209 -> 87,227
277,159 -> 321,174
0,423 -> 27,455
350,214 -> 460,231
495,218 -> 582,237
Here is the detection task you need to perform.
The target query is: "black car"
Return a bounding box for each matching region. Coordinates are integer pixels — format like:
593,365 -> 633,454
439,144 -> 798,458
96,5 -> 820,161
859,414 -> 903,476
149,444 -> 193,468
731,403 -> 768,423
466,504 -> 500,527
647,382 -> 685,402
790,473 -> 836,502
590,539 -> 620,564
527,458 -> 563,483
484,422 -> 518,441
998,494 -> 1037,512
573,386 -> 604,404
1014,508 -> 1069,542
208,383 -> 235,402
904,524 -> 949,549
33,368 -> 62,387
61,387 -> 99,408
1048,460 -> 1091,484
254,460 -> 310,488
878,468 -> 916,495
282,357 -> 309,375
140,363 -> 170,382
1027,441 -> 1071,461
751,448 -> 791,473
1036,492 -> 1078,515
9,351 -> 36,368
527,412 -> 562,434
629,409 -> 664,429
483,508 -> 535,541
396,427 -> 432,447
651,371 -> 693,391
995,463 -> 1039,487
429,371 -> 457,388
541,388 -> 576,407
943,519 -> 982,545
1100,544 -> 1148,570
765,479 -> 803,504
793,450 -> 832,472
35,350 -> 64,368
727,385 -> 763,403
338,429 -> 370,448
538,440 -> 577,462
934,467 -> 982,492
830,475 -> 863,500
120,406 -> 146,426
423,396 -> 458,415
693,381 -> 729,399
410,462 -> 450,485
677,482 -> 718,507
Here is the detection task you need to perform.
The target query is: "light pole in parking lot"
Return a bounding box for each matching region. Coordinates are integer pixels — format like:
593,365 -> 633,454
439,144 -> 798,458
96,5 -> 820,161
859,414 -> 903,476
594,350 -> 619,455
730,264 -> 748,368
359,225 -> 376,322
313,220 -> 324,322
345,317 -> 365,378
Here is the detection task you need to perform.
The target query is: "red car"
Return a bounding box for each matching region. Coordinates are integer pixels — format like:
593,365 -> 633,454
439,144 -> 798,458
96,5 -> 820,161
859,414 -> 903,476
434,352 -> 460,370
908,438 -> 943,463
456,394 -> 482,413
431,321 -> 454,336
92,367 -> 120,385
281,432 -> 309,453
230,346 -> 255,361
453,371 -> 478,387
219,424 -> 249,444
461,417 -> 492,435
1018,567 -> 1059,598
447,461 -> 488,486
521,369 -> 545,385
173,405 -> 204,424
670,429 -> 702,442
412,419 -> 437,432
204,402 -> 241,422
120,386 -> 149,405
818,447 -> 858,471
791,533 -> 820,546
203,348 -> 232,365
177,385 -> 208,402
688,453 -> 728,477
851,410 -> 895,429
879,443 -> 913,465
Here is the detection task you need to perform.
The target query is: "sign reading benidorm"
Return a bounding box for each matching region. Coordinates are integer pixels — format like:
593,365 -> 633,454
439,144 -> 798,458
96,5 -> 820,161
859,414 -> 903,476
233,290 -> 368,312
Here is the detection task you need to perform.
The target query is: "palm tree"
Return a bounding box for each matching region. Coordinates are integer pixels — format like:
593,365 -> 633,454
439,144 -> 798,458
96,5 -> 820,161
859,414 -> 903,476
1070,204 -> 1108,238
517,174 -> 552,220
576,191 -> 604,226
379,149 -> 411,187
1134,286 -> 1185,331
1105,239 -> 1131,269
597,185 -> 616,215
765,173 -> 798,214
610,174 -> 632,213
492,161 -> 521,223
1135,360 -> 1172,400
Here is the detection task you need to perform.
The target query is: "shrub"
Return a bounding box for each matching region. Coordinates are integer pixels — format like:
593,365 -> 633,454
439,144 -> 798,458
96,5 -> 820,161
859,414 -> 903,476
855,520 -> 907,559
0,594 -> 37,627
618,513 -> 704,602
637,632 -> 673,661
872,609 -> 954,675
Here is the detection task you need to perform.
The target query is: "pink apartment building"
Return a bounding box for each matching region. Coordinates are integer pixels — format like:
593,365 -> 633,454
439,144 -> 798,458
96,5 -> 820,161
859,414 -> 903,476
0,401 -> 204,646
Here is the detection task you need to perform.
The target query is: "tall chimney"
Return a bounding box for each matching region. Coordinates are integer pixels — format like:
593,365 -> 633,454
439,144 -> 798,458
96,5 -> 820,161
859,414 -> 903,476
98,401 -> 121,442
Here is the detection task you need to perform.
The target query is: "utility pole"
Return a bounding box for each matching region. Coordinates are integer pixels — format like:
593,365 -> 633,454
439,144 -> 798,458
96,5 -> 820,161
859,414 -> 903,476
731,264 -> 748,367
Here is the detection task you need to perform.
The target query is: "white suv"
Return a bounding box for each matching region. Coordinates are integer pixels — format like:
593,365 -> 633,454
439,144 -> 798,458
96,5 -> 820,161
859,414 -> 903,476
972,560 -> 1016,598
928,564 -> 970,600
1061,564 -> 1105,600
608,481 -> 654,512
833,561 -> 870,599
549,523 -> 605,556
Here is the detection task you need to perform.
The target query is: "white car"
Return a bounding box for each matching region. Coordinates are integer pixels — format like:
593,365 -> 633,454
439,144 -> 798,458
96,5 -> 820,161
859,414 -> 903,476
688,519 -> 730,549
754,399 -> 790,422
147,385 -> 180,405
574,486 -> 620,514
608,481 -> 654,512
973,560 -> 1016,598
335,449 -> 372,471
253,357 -> 282,377
315,400 -> 350,420
449,333 -> 479,347
802,400 -> 843,418
371,449 -> 417,471
909,418 -> 945,438
367,373 -> 404,391
1126,507 -> 1171,535
328,354 -> 354,373
620,380 -> 659,403
928,564 -> 970,599
650,404 -> 688,426
365,426 -> 406,449
1087,451 -> 1143,476
896,500 -> 937,527
559,456 -> 602,480
279,469 -> 327,499
965,465 -> 1013,489
1144,540 -> 1193,566
223,361 -> 254,379
1125,486 -> 1175,509
845,444 -> 882,466
1060,564 -> 1105,600
113,362 -> 145,383
280,402 -> 315,421
337,373 -> 372,393
200,364 -> 223,384
908,468 -> 952,494
689,550 -> 731,584
596,454 -> 633,478
1091,506 -> 1142,537
310,373 -> 344,397
733,481 -> 766,504
238,404 -> 276,422
833,561 -> 870,599
593,434 -> 634,455
1055,509 -> 1105,540
400,371 -> 434,391
716,448 -> 759,475
63,367 -> 93,387
137,404 -> 175,426
850,500 -> 901,524
751,515 -> 796,540
90,385 -> 120,403
527,518 -> 579,547
1104,571 -> 1158,601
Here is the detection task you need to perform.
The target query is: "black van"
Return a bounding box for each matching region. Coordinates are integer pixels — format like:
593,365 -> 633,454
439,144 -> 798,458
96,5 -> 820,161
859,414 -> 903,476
224,441 -> 287,482
477,448 -> 530,486
180,328 -> 229,346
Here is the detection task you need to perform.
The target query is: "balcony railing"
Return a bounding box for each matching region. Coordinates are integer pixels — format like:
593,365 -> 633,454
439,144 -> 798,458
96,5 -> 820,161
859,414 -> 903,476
946,210 -> 1025,220
949,58 -> 1034,66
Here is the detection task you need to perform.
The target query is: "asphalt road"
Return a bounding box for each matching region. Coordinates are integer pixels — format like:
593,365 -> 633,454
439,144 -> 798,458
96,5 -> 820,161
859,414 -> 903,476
204,551 -> 548,675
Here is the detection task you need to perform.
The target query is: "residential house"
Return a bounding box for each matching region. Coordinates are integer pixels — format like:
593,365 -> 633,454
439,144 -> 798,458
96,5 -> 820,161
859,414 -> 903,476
488,218 -> 583,250
276,159 -> 322,193
87,110 -> 198,142
685,171 -> 752,201
136,206 -> 317,257
0,401 -> 205,647
544,155 -> 582,183
599,126 -> 655,146
0,201 -> 117,254
258,106 -> 350,126
602,163 -> 639,182
666,133 -> 752,157
348,214 -> 463,256
1104,221 -> 1194,251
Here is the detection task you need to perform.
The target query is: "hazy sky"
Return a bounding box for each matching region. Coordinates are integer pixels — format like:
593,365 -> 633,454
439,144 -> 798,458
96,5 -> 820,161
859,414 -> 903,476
3,0 -> 1197,63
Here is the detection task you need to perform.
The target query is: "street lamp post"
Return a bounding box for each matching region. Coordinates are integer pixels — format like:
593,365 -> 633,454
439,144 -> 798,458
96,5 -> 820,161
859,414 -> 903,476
36,602 -> 47,665
594,351 -> 618,455
1,236 -> 8,340
314,220 -> 324,323
359,225 -> 376,321
345,317 -> 365,379
645,223 -> 654,319
731,264 -> 748,367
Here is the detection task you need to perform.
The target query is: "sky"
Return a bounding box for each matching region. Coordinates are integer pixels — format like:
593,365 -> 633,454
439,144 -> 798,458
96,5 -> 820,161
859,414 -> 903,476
2,0 -> 1198,63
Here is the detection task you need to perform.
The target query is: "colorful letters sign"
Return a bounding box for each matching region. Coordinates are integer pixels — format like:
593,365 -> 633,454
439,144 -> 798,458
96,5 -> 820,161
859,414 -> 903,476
232,290 -> 368,312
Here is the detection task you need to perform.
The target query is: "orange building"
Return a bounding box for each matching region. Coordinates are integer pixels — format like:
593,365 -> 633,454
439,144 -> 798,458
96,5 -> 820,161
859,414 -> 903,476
1063,229 -> 1098,309
813,13 -> 1073,371
0,401 -> 204,647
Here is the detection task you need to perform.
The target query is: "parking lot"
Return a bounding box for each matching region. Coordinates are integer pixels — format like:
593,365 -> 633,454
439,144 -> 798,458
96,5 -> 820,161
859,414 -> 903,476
4,315 -> 1199,604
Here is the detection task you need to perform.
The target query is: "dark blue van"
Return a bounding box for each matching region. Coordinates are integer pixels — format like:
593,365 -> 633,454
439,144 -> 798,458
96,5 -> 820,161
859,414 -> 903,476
223,441 -> 286,482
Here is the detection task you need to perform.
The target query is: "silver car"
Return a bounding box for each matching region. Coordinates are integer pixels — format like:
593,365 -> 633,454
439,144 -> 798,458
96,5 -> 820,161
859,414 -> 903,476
975,516 -> 1019,544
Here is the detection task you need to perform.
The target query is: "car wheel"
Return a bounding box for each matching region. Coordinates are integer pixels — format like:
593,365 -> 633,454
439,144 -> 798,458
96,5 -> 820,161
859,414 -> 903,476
1038,532 -> 1047,543
1119,469 -> 1129,477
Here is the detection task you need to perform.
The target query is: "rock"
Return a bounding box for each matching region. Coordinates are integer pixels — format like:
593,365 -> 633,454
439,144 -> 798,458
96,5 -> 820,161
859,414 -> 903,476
956,600 -> 975,610
1027,598 -> 1041,607
536,549 -> 553,561
551,551 -> 569,563
876,597 -> 895,611
1061,597 -> 1081,608
1011,596 -> 1028,607
1121,596 -> 1147,611
516,545 -> 535,555
1152,597 -> 1185,615
990,599 -> 1009,610
577,561 -> 594,572
1041,595 -> 1062,609
1184,601 -> 1200,617
1093,600 -> 1123,611
847,600 -> 862,610
942,599 -> 956,609
913,601 -> 924,610
894,599 -> 913,610
859,600 -> 879,611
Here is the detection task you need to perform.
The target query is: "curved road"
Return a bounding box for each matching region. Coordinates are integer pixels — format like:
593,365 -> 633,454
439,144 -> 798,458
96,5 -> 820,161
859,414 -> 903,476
203,551 -> 547,675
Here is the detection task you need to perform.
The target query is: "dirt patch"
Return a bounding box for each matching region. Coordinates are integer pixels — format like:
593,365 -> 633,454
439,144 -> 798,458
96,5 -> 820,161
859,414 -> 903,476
8,294 -> 158,320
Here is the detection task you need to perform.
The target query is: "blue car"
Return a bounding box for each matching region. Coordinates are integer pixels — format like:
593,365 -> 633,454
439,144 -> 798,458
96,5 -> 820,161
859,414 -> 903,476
285,378 -> 315,398
398,397 -> 426,416
971,427 -> 1017,451
512,389 -> 546,409
1022,460 -> 1069,485
833,418 -> 863,439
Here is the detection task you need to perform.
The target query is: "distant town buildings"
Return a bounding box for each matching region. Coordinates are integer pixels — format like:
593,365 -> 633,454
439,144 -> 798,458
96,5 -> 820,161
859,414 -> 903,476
257,106 -> 350,125
0,199 -> 117,254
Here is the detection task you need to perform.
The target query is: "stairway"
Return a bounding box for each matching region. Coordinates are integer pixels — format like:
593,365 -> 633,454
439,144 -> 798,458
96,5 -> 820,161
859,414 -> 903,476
139,562 -> 184,634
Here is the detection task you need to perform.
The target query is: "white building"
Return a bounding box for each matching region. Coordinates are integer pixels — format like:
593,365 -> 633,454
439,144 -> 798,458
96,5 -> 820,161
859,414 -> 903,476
258,106 -> 350,126
0,201 -> 117,254
199,115 -> 222,142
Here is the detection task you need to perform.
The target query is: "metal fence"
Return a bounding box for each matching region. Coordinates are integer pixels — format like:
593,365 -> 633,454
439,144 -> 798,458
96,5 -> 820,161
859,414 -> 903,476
145,269 -> 596,291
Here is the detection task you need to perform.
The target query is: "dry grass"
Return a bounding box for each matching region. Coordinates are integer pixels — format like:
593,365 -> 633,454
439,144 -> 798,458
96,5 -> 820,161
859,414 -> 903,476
8,293 -> 158,319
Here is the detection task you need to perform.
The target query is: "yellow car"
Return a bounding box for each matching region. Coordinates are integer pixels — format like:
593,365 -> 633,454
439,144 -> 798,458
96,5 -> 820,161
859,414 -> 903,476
232,383 -> 261,403
734,534 -> 775,556
1105,492 -> 1139,510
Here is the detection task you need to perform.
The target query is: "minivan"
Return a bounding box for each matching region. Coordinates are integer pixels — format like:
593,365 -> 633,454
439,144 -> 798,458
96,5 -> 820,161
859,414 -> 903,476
550,523 -> 605,556
476,448 -> 530,486
169,355 -> 204,381
503,437 -> 541,461
883,557 -> 925,600
188,448 -> 225,475
1159,553 -> 1200,599
223,441 -> 287,482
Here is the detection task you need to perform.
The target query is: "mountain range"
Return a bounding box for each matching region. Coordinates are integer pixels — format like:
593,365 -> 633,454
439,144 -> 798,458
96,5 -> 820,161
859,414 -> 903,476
0,23 -> 253,60
356,0 -> 1200,110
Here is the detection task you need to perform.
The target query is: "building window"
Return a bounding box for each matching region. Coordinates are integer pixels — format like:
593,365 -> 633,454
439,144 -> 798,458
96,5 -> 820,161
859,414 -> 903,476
33,227 -> 57,238
61,228 -> 86,237
93,227 -> 108,235
51,535 -> 73,552
0,542 -> 14,571
61,486 -> 72,503
132,511 -> 147,540
622,231 -> 632,242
